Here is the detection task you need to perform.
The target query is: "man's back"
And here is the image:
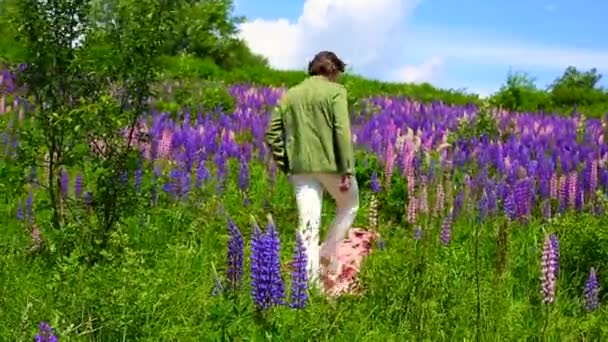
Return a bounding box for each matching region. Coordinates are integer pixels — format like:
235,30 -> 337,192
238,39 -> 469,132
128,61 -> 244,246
277,76 -> 352,174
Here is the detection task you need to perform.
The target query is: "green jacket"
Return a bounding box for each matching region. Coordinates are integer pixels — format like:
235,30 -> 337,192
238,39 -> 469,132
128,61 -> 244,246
264,76 -> 355,175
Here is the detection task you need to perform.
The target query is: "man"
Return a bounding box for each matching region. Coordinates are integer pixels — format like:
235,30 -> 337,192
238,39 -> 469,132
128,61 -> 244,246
265,51 -> 359,289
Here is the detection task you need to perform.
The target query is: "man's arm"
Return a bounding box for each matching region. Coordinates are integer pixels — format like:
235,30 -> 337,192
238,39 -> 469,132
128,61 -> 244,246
332,87 -> 354,175
264,99 -> 287,171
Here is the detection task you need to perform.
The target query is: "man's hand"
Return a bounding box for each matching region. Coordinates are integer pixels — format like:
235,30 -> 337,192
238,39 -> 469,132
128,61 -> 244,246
339,174 -> 352,192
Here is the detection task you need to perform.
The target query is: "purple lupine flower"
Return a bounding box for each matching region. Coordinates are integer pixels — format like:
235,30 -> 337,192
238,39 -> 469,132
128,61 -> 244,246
289,232 -> 308,309
29,166 -> 37,184
180,171 -> 191,199
550,234 -> 560,277
134,168 -> 143,193
237,159 -> 249,192
263,220 -> 285,307
74,174 -> 83,199
590,159 -> 598,193
487,186 -> 498,215
540,234 -> 559,304
514,178 -> 530,219
16,200 -> 24,221
214,151 -> 227,192
542,201 -> 551,220
477,190 -> 489,221
34,321 -> 58,342
226,218 -> 244,293
558,175 -> 568,213
453,190 -> 463,217
371,171 -> 381,193
406,197 -> 417,224
119,171 -> 129,187
413,226 -> 423,240
575,187 -> 584,211
211,273 -> 223,297
2,132 -> 9,156
60,169 -> 69,198
584,267 -> 599,311
83,191 -> 93,208
440,211 -> 453,245
250,221 -> 266,308
195,159 -> 210,188
419,178 -> 429,214
503,189 -> 516,221
164,168 -> 184,199
567,172 -> 577,210
377,238 -> 386,250
26,191 -> 34,221
250,218 -> 285,310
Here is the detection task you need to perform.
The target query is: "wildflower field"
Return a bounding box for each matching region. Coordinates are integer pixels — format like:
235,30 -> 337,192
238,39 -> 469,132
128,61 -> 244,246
1,77 -> 608,340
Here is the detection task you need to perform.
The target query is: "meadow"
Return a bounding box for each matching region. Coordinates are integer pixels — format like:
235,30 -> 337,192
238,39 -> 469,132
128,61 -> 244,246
1,75 -> 608,341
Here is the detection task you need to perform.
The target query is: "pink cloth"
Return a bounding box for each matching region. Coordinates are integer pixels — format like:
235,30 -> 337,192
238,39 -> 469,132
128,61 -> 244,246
319,228 -> 379,297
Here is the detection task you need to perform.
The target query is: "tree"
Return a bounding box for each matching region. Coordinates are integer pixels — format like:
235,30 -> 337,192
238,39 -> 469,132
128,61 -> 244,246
12,0 -> 175,260
168,0 -> 268,69
491,71 -> 550,112
550,66 -> 602,90
0,0 -> 29,62
549,66 -> 607,108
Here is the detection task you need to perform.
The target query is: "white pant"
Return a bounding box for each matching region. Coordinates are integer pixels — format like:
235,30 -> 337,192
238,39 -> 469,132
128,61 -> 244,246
290,173 -> 359,287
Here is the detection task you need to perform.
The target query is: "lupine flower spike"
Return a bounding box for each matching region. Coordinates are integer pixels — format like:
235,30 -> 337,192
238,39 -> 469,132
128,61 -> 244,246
289,232 -> 308,309
226,217 -> 244,293
584,267 -> 599,312
250,215 -> 285,311
368,171 -> 380,230
540,234 -> 559,304
35,321 -> 58,342
440,209 -> 453,245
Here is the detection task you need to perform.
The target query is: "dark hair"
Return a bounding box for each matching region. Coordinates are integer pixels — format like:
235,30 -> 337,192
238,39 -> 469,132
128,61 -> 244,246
307,51 -> 346,76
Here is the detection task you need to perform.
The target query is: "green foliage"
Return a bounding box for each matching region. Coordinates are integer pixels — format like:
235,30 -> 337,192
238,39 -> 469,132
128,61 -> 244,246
156,56 -> 608,117
158,54 -> 223,79
550,67 -> 608,110
1,164 -> 607,339
2,1 -> 608,340
491,71 -> 551,112
491,68 -> 608,117
0,0 -> 28,63
148,0 -> 268,69
449,100 -> 500,144
155,79 -> 236,114
158,54 -> 481,106
550,213 -> 608,301
13,0 -> 97,230
10,0 -> 175,261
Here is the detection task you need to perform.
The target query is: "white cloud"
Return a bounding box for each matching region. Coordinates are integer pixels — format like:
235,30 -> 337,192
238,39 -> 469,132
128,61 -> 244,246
238,0 -> 421,72
238,0 -> 608,93
393,57 -> 443,83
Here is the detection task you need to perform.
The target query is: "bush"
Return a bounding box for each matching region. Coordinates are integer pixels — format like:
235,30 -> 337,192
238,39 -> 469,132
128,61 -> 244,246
551,213 -> 608,302
156,56 -> 608,117
155,78 -> 236,114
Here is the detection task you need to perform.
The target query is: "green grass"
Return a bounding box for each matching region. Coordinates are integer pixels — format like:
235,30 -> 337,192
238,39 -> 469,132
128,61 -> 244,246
1,163 -> 607,341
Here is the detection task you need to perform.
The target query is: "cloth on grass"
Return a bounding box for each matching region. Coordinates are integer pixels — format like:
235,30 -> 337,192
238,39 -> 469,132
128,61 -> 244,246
319,228 -> 380,297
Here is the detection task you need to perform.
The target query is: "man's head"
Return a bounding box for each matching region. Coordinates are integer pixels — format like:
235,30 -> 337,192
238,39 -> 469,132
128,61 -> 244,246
308,51 -> 346,82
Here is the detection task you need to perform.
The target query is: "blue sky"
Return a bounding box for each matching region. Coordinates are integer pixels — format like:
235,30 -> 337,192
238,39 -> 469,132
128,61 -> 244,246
235,0 -> 608,96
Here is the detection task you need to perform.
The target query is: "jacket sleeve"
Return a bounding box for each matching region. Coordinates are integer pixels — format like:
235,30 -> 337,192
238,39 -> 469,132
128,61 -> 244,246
332,87 -> 355,175
264,99 -> 287,172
